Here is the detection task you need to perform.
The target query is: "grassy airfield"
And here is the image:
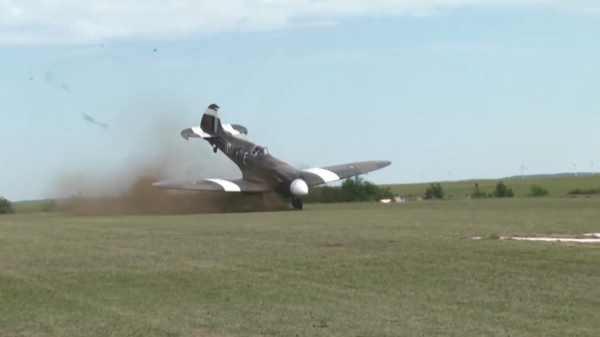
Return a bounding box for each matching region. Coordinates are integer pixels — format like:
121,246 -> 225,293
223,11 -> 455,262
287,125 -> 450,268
1,199 -> 599,336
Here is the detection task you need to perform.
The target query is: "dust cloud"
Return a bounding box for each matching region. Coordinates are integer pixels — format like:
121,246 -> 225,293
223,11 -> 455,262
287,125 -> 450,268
68,177 -> 291,215
47,100 -> 291,215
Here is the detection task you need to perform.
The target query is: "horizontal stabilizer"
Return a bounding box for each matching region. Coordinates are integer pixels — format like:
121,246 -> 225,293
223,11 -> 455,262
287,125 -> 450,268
222,123 -> 248,136
181,126 -> 216,140
300,160 -> 391,187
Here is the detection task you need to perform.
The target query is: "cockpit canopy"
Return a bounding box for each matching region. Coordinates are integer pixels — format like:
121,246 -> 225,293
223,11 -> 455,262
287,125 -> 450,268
251,145 -> 269,157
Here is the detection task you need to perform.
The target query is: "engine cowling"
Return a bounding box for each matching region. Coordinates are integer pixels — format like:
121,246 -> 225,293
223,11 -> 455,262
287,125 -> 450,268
290,178 -> 309,196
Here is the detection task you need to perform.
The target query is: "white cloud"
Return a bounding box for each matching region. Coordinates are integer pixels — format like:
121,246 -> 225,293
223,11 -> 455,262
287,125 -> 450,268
0,0 -> 597,45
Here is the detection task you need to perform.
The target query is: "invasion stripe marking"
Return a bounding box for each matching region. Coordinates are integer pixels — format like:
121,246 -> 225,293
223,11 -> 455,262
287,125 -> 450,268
191,126 -> 212,138
205,179 -> 241,192
302,168 -> 340,183
221,124 -> 240,135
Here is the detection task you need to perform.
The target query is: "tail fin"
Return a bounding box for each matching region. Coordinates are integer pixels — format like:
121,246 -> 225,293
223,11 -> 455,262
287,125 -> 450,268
181,104 -> 223,139
199,103 -> 222,136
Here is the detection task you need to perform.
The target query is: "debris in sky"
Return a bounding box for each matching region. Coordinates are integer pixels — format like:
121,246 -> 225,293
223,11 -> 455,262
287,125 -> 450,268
82,113 -> 110,129
29,76 -> 34,81
60,83 -> 71,92
153,48 -> 157,52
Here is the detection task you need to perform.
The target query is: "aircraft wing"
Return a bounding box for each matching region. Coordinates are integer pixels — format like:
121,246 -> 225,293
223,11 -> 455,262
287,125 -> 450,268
152,178 -> 271,193
300,160 -> 391,187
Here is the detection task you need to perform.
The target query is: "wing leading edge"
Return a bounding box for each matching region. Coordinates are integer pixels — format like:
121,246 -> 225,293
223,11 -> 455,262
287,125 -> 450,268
152,178 -> 271,193
300,160 -> 391,187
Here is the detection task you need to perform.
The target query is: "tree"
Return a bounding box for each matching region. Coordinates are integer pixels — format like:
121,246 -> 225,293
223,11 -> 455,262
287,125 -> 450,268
304,176 -> 393,203
0,197 -> 14,214
493,181 -> 514,198
340,176 -> 393,202
425,183 -> 444,199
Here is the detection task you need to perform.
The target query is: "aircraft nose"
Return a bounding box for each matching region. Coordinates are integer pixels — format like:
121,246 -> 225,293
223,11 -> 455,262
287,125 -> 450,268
290,178 -> 309,196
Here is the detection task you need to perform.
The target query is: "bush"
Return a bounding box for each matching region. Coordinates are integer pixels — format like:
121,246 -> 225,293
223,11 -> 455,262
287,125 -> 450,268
529,185 -> 549,197
425,183 -> 444,199
0,197 -> 14,214
471,183 -> 487,199
568,188 -> 600,195
304,176 -> 393,203
493,181 -> 514,198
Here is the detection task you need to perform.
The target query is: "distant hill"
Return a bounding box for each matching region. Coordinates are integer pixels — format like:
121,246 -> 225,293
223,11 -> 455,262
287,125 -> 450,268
12,198 -> 68,205
502,173 -> 595,180
385,173 -> 600,198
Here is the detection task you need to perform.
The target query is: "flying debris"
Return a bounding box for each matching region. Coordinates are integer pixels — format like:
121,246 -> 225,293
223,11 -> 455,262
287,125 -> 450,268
153,48 -> 157,52
82,113 -> 109,129
29,76 -> 34,81
153,103 -> 392,210
60,83 -> 71,92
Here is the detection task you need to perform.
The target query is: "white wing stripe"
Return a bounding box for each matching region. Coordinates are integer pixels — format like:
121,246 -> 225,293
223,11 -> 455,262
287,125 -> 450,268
302,168 -> 340,183
191,126 -> 212,138
205,179 -> 241,192
222,124 -> 240,135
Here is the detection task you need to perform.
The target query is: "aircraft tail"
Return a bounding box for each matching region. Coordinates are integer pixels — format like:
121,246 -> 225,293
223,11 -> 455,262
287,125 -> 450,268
181,103 -> 248,140
199,103 -> 223,136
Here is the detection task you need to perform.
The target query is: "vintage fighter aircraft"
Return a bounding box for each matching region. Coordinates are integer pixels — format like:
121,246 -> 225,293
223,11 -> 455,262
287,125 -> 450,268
152,104 -> 391,210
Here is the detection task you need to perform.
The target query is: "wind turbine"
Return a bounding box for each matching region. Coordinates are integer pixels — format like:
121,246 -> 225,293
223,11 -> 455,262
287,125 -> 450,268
574,163 -> 577,177
520,165 -> 528,179
591,161 -> 595,176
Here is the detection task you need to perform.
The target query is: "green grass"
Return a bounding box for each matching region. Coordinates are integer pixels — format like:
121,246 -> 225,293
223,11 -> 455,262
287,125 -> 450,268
1,199 -> 599,336
386,174 -> 600,198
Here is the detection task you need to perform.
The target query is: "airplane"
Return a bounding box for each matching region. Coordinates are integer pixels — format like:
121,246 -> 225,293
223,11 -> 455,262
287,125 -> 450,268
152,104 -> 391,210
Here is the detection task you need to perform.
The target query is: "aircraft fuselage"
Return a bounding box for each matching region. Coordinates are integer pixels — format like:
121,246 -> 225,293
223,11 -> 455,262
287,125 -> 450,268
206,133 -> 301,197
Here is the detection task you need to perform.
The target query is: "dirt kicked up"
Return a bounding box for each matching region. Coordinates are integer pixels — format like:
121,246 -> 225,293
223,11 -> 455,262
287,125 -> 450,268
67,176 -> 292,216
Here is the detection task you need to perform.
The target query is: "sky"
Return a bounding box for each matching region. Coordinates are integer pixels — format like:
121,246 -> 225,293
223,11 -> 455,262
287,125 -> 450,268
1,0 -> 599,201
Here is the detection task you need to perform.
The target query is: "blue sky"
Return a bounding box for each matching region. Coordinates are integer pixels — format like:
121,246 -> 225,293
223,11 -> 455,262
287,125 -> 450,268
1,1 -> 599,201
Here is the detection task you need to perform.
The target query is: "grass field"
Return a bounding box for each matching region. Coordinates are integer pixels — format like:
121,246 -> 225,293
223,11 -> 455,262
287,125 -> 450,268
385,174 -> 600,198
1,199 -> 599,336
